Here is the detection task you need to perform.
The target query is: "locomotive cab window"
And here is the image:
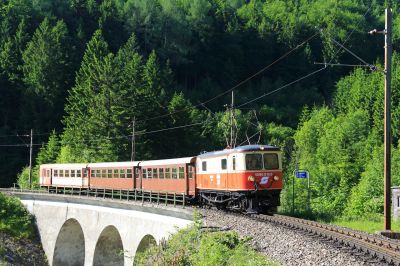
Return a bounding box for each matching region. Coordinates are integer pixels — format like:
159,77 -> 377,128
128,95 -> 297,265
202,161 -> 207,171
264,153 -> 279,169
221,159 -> 227,170
245,154 -> 262,170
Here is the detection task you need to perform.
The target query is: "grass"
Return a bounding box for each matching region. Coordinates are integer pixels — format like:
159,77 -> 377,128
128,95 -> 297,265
331,218 -> 400,234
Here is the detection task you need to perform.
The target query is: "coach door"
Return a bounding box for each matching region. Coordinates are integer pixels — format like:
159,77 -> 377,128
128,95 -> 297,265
186,163 -> 196,196
134,166 -> 142,190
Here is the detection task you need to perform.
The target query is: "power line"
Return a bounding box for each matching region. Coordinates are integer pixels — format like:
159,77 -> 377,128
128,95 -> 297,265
0,144 -> 43,147
237,67 -> 326,108
134,32 -> 320,123
236,4 -> 373,109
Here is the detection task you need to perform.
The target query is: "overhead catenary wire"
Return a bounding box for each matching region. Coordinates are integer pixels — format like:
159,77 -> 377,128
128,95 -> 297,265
235,4 -> 373,109
133,32 -> 321,124
0,31 -> 323,142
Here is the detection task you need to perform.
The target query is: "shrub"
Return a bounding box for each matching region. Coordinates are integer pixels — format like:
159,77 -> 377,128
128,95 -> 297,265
0,193 -> 35,239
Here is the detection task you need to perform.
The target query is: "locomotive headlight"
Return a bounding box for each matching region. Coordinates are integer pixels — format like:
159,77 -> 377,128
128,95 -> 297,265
248,175 -> 255,182
273,176 -> 279,181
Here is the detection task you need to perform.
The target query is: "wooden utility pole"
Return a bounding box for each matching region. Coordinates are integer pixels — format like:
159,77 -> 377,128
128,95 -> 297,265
384,8 -> 392,231
29,129 -> 33,189
369,7 -> 392,231
131,118 -> 136,161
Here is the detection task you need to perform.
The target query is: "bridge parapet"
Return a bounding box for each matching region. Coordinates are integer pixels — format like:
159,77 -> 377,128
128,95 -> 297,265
15,192 -> 192,266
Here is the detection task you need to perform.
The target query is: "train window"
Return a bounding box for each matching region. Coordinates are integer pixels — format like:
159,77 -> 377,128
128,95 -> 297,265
245,154 -> 262,170
165,168 -> 171,178
221,159 -> 227,170
172,168 -> 177,179
120,169 -> 126,178
84,169 -> 88,178
107,169 -> 112,178
59,170 -> 64,177
232,156 -> 236,170
101,169 -> 107,178
178,167 -> 184,179
96,169 -> 101,177
143,168 -> 147,178
46,170 -> 50,177
147,168 -> 153,179
65,170 -> 70,178
127,169 -> 132,178
113,169 -> 118,178
77,170 -> 81,177
71,170 -> 76,178
188,165 -> 193,179
263,153 -> 279,169
153,168 -> 158,178
202,161 -> 207,171
90,170 -> 95,178
54,170 -> 58,177
159,168 -> 164,179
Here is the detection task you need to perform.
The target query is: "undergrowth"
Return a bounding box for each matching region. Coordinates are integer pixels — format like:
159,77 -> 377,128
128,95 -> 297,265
0,193 -> 35,239
134,212 -> 277,266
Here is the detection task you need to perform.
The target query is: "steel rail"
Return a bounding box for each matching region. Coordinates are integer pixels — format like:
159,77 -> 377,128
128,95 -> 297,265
252,214 -> 400,265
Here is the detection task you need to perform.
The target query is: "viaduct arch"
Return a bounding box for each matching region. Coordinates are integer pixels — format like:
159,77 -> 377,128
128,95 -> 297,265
19,194 -> 192,266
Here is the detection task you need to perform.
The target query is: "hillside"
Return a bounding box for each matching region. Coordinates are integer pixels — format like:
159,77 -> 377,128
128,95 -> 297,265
1,0 -> 400,220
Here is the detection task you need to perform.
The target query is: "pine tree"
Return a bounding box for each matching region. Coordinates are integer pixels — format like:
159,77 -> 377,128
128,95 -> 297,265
21,18 -> 70,131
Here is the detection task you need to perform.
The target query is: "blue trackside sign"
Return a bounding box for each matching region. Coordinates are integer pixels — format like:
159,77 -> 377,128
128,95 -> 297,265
295,171 -> 308,178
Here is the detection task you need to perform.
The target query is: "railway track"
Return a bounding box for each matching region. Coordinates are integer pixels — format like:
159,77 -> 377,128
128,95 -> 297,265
3,187 -> 400,264
250,213 -> 400,265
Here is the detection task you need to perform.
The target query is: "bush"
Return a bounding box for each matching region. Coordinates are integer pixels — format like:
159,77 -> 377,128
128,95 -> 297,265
135,213 -> 275,266
0,193 -> 35,239
16,166 -> 39,189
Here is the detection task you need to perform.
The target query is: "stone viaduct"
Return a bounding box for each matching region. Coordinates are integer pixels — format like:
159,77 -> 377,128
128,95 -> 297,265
15,193 -> 193,266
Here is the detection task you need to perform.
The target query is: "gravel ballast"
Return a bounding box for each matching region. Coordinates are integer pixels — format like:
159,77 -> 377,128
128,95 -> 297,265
202,209 -> 387,266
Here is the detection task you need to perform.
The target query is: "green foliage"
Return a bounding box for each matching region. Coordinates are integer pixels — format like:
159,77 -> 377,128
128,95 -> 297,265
135,217 -> 274,266
0,193 -> 35,239
17,166 -> 39,189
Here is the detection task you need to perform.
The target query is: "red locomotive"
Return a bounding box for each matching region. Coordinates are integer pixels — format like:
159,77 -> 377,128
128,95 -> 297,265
39,145 -> 283,213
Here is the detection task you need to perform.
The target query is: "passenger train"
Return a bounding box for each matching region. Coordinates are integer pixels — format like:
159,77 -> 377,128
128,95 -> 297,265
40,145 -> 283,213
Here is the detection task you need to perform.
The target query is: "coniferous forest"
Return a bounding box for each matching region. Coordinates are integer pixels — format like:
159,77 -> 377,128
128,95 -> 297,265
2,0 -> 400,219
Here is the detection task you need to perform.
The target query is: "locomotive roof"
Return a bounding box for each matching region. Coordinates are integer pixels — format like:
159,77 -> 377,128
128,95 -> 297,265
139,157 -> 195,166
197,144 -> 280,159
